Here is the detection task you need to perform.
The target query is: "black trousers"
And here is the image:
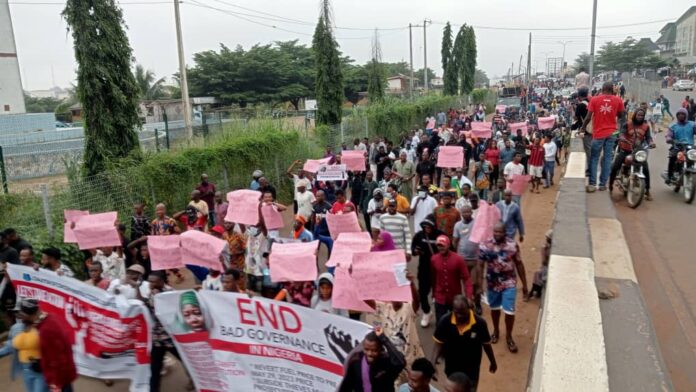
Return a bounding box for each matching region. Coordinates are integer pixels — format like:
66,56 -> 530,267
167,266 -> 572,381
363,211 -> 372,233
150,345 -> 182,392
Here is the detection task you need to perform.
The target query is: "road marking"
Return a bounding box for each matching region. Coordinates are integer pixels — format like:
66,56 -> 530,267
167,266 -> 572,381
564,151 -> 585,178
589,218 -> 638,283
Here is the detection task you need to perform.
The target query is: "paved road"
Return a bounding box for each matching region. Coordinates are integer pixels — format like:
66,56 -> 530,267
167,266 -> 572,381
613,88 -> 696,391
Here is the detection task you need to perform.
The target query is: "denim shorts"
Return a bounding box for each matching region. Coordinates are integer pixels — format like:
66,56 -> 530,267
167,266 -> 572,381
487,287 -> 517,315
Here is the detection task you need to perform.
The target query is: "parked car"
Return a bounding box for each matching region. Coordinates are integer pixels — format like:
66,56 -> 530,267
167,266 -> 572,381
55,121 -> 72,128
673,79 -> 695,91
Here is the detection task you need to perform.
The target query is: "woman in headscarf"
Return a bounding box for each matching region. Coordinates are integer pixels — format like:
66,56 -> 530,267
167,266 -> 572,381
609,107 -> 655,199
371,230 -> 396,252
179,291 -> 206,333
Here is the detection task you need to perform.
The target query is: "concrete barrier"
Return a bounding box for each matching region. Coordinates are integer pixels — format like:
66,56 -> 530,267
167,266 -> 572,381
527,137 -> 673,391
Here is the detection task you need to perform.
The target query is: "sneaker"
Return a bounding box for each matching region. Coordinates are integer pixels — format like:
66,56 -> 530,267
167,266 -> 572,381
645,192 -> 652,201
598,185 -> 607,191
586,185 -> 596,193
420,312 -> 432,328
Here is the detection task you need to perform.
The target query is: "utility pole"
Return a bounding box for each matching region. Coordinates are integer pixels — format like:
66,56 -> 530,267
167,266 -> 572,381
527,33 -> 532,84
589,0 -> 598,83
173,0 -> 193,141
409,23 -> 414,97
558,40 -> 572,78
518,55 -> 523,77
423,19 -> 430,93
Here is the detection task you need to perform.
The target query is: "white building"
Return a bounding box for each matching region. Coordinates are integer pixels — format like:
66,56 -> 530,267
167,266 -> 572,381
0,1 -> 26,114
675,6 -> 696,65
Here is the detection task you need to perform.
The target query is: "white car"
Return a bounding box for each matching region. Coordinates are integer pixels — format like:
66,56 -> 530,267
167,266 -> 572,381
673,79 -> 695,91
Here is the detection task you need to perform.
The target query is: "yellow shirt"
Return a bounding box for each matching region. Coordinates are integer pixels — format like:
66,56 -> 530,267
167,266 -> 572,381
13,328 -> 41,363
383,195 -> 411,214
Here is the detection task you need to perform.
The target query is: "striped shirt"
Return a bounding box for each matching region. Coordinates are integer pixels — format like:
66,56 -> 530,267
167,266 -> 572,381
378,213 -> 412,254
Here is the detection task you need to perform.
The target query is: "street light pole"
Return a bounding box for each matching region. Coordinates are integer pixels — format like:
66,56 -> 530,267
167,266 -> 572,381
423,19 -> 431,93
173,0 -> 193,141
589,0 -> 598,83
558,40 -> 572,78
409,23 -> 414,97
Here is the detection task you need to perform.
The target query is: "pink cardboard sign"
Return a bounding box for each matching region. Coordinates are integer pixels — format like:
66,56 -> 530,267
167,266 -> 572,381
260,204 -> 284,230
436,146 -> 465,168
341,150 -> 366,172
332,265 -> 375,313
508,174 -> 531,196
537,116 -> 556,130
180,230 -> 227,270
471,121 -> 492,139
326,212 -> 362,240
326,232 -> 372,267
148,235 -> 185,271
72,212 -> 121,250
469,202 -> 502,244
63,210 -> 89,243
351,250 -> 411,302
269,240 -> 319,282
508,122 -> 528,136
495,104 -> 507,113
225,190 -> 261,225
302,157 -> 332,173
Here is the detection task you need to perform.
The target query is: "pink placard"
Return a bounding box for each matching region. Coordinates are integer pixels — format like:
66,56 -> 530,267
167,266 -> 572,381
269,240 -> 319,282
341,150 -> 366,172
537,116 -> 556,130
180,230 -> 227,270
302,157 -> 332,173
63,210 -> 89,243
469,202 -> 502,244
471,121 -> 492,139
225,190 -> 261,225
72,212 -> 121,250
436,146 -> 465,168
352,250 -> 411,302
508,174 -> 531,196
508,122 -> 528,136
148,235 -> 185,270
332,265 -> 375,313
326,232 -> 372,267
325,212 -> 362,240
495,104 -> 507,113
260,204 -> 284,230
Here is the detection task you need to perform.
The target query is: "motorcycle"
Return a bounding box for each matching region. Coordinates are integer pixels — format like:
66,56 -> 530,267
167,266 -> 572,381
615,144 -> 650,208
661,143 -> 696,204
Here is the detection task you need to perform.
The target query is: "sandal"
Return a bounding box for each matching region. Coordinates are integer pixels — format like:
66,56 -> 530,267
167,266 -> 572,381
507,338 -> 519,353
491,333 -> 499,344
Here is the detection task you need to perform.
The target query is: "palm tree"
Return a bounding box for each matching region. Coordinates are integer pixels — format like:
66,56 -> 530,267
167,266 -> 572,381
133,64 -> 167,100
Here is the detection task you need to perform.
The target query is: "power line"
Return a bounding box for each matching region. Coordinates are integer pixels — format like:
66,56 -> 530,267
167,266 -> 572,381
432,17 -> 675,31
5,1 -> 170,4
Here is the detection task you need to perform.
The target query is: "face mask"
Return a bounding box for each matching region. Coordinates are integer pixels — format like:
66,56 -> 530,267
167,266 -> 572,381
418,191 -> 426,199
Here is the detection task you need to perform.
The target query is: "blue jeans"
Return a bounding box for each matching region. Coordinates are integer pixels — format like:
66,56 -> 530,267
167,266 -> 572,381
589,136 -> 616,187
543,160 -> 555,187
314,232 -> 334,256
22,363 -> 49,392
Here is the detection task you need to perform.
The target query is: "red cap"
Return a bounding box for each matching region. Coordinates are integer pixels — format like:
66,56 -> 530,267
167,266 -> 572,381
210,225 -> 225,235
436,235 -> 450,247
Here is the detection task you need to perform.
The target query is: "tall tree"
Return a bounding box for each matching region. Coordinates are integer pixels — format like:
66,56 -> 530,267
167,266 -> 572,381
312,0 -> 344,125
573,52 -> 591,73
134,64 -> 167,100
415,68 -> 436,87
596,38 -> 667,73
63,0 -> 141,176
367,30 -> 386,103
461,26 -> 477,94
343,58 -> 368,104
441,22 -> 458,95
452,25 -> 466,94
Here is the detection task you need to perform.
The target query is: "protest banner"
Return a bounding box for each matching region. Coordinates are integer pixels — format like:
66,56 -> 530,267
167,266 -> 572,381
508,121 -> 528,136
316,164 -> 347,181
469,202 -> 502,244
269,240 -> 318,282
471,121 -> 493,139
261,204 -> 285,230
332,265 -> 375,312
495,104 -> 507,113
72,212 -> 121,250
341,150 -> 366,172
302,157 -> 332,173
148,235 -> 184,270
436,145 -> 465,168
180,230 -> 227,270
225,190 -> 261,225
325,232 -> 372,267
538,116 -> 556,130
326,212 -> 362,240
7,264 -> 152,391
508,174 -> 531,196
155,291 -> 372,392
64,209 -> 89,243
351,250 -> 412,302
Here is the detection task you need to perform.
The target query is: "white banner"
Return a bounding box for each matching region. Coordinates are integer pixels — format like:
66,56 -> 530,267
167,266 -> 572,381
6,265 -> 152,391
316,164 -> 347,181
155,290 -> 371,392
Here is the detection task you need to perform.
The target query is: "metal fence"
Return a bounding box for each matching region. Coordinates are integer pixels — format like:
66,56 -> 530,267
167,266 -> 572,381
622,72 -> 662,104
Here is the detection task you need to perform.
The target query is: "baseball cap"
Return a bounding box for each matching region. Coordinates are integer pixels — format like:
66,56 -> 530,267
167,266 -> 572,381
15,298 -> 39,316
436,235 -> 450,247
210,225 -> 225,235
127,264 -> 146,275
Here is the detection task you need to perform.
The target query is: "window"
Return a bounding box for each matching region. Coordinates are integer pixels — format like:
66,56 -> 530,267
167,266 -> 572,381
3,105 -> 9,112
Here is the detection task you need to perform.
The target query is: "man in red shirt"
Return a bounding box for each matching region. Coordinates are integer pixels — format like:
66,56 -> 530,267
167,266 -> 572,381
330,189 -> 356,215
581,82 -> 625,192
430,235 -> 473,323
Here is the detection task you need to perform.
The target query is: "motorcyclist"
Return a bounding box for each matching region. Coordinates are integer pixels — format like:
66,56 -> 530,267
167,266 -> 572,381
665,108 -> 696,184
609,108 -> 655,199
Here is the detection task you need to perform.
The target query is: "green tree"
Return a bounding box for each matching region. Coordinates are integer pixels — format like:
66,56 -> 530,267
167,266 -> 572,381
383,61 -> 411,77
415,68 -> 436,88
23,94 -> 64,113
461,25 -> 477,94
441,22 -> 458,95
342,58 -> 368,104
573,52 -> 591,73
595,38 -> 667,73
452,25 -> 466,94
133,65 -> 167,100
63,0 -> 141,176
367,30 -> 386,103
312,0 -> 344,126
474,68 -> 489,87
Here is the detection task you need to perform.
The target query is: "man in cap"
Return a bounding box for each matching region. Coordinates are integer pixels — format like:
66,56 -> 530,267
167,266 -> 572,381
209,225 -> 231,269
292,215 -> 314,242
411,215 -> 444,327
410,185 -> 438,233
367,188 -> 385,235
250,170 -> 263,190
108,264 -> 147,299
40,247 -> 74,277
430,235 -> 473,323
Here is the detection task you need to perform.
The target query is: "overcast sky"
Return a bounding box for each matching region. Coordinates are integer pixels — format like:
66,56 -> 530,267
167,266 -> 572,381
8,0 -> 694,90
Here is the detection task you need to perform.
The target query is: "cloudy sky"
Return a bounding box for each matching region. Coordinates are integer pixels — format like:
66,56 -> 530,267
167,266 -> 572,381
7,0 -> 694,90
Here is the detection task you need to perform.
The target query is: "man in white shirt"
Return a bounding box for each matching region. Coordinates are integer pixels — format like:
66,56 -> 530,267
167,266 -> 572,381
107,264 -> 148,300
410,185 -> 438,233
295,183 -> 316,222
93,247 -> 125,281
542,134 -> 558,188
367,189 -> 385,234
504,152 -> 527,204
